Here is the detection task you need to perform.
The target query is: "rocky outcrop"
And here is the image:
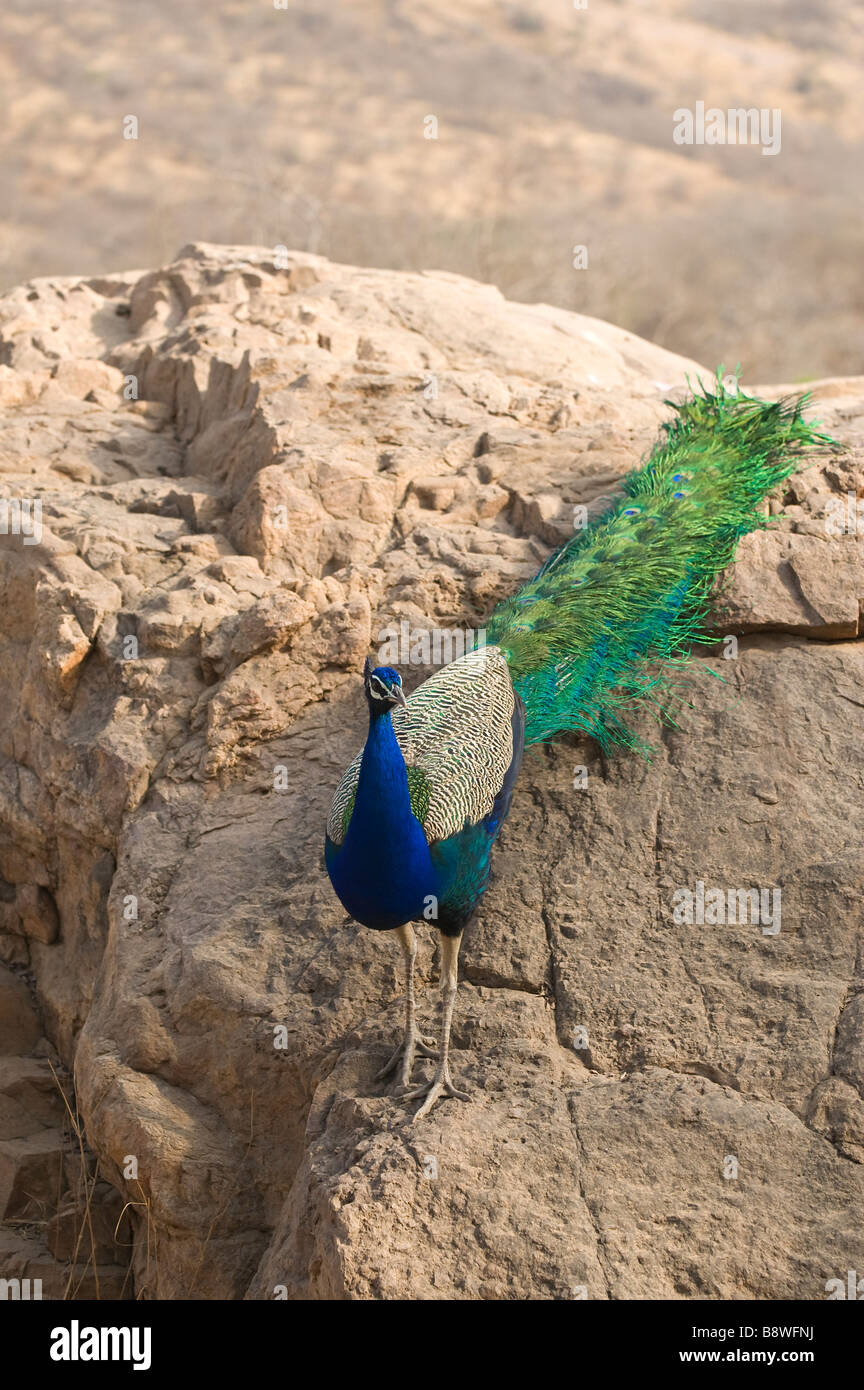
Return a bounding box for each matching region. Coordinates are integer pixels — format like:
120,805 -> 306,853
0,963 -> 131,1299
0,244 -> 862,1299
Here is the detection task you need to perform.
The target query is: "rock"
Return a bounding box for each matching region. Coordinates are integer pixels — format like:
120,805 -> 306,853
230,590 -> 316,666
0,1034 -> 131,1294
0,245 -> 862,1300
0,1056 -> 65,1137
16,886 -> 60,944
51,359 -> 125,401
164,484 -> 227,534
718,529 -> 861,639
46,1181 -> 131,1263
0,365 -> 47,409
0,967 -> 42,1054
0,935 -> 29,968
0,1129 -> 66,1219
510,490 -> 575,547
0,1228 -> 130,1300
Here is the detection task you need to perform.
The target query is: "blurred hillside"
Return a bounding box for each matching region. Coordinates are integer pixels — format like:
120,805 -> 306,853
1,0 -> 861,380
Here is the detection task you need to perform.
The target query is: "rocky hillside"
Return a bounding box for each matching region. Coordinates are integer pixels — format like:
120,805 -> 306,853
0,244 -> 862,1299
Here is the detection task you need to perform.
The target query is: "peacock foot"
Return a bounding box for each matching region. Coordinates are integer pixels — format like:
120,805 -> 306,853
375,1026 -> 439,1089
404,1062 -> 470,1122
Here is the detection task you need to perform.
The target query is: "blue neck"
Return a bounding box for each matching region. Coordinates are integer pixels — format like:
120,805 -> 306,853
328,702 -> 437,931
352,706 -> 412,829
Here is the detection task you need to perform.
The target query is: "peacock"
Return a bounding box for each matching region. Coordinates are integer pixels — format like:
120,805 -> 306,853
324,377 -> 831,1120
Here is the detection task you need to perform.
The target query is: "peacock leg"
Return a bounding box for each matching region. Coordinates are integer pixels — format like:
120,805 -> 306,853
406,931 -> 470,1121
376,922 -> 438,1088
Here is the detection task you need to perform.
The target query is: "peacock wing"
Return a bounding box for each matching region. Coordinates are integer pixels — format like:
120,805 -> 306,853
326,646 -> 519,847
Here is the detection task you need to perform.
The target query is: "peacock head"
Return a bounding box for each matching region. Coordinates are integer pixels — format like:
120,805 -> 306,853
363,658 -> 407,714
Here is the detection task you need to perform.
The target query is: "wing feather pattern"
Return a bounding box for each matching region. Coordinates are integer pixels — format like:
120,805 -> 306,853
326,646 -> 516,846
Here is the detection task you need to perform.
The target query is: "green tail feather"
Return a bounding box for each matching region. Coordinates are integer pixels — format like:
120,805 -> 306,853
483,375 -> 836,751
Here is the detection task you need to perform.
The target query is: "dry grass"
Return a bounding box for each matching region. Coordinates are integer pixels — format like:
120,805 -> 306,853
49,1060 -> 136,1300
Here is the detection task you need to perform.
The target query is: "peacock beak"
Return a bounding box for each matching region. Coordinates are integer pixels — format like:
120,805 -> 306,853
392,685 -> 407,708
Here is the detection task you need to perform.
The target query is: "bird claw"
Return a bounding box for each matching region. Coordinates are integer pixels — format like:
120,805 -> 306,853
405,1066 -> 470,1121
375,1030 -> 438,1085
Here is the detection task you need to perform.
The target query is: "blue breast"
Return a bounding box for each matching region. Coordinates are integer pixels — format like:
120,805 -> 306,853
325,711 -> 440,931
